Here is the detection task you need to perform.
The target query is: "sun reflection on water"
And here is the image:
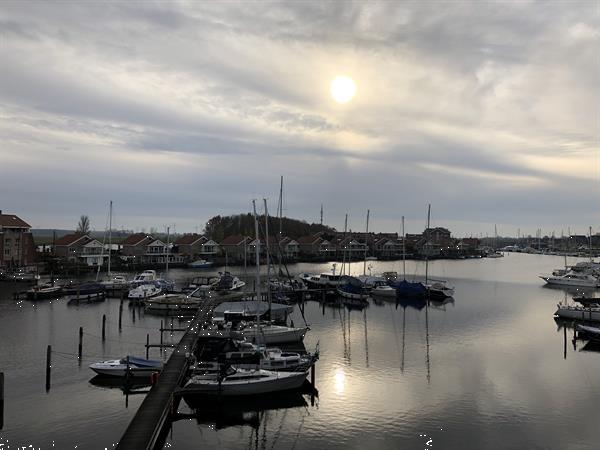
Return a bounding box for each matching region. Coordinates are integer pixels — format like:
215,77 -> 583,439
334,367 -> 345,394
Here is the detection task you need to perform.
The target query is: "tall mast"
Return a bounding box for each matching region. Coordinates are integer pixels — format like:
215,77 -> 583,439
402,216 -> 406,280
278,176 -> 283,277
425,204 -> 431,285
589,226 -> 593,262
252,200 -> 261,323
320,204 -> 323,226
264,198 -> 271,310
341,214 -> 348,276
165,226 -> 170,274
108,200 -> 112,276
363,209 -> 370,276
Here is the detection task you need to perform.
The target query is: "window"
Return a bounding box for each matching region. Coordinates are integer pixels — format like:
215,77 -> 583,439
4,249 -> 10,256
5,238 -> 11,246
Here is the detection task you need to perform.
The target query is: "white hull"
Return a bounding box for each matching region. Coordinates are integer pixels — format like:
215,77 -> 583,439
232,325 -> 308,344
371,286 -> 397,297
184,370 -> 307,396
89,358 -> 162,377
541,276 -> 598,288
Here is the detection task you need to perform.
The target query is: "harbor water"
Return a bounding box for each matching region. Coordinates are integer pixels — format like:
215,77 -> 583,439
1,253 -> 599,449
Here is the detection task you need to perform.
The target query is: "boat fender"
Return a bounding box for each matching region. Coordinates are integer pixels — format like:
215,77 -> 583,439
150,371 -> 160,385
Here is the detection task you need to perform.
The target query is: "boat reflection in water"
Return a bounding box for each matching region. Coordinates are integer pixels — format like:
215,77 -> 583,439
183,389 -> 311,430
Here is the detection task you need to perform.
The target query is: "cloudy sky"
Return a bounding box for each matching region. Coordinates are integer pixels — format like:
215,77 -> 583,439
1,1 -> 598,237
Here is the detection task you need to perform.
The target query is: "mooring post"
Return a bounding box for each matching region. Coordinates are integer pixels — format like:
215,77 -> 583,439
78,327 -> 83,364
160,320 -> 164,351
118,301 -> 123,332
102,314 -> 106,341
311,363 -> 315,389
45,345 -> 52,391
132,306 -> 136,323
146,334 -> 150,360
0,370 -> 4,430
563,325 -> 567,359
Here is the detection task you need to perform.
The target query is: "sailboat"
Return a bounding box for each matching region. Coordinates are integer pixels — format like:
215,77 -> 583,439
390,216 -> 427,298
487,224 -> 504,258
98,201 -> 129,288
423,205 -> 454,300
232,200 -> 309,345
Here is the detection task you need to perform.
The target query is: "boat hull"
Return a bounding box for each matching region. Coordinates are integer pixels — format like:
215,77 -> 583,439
555,306 -> 600,322
183,371 -> 308,396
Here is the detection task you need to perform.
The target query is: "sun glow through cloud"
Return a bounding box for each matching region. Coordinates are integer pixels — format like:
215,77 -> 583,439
330,76 -> 356,103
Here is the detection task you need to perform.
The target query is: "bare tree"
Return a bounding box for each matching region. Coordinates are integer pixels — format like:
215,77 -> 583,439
77,215 -> 90,234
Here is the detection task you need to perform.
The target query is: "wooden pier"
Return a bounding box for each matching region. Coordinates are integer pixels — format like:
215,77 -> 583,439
115,297 -> 221,450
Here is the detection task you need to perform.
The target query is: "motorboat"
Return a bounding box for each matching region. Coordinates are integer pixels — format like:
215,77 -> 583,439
100,275 -> 129,288
182,276 -> 220,293
226,341 -> 318,372
144,293 -> 201,313
573,295 -> 600,307
89,356 -> 162,377
188,259 -> 214,269
182,367 -> 308,396
231,322 -> 309,345
63,282 -> 106,296
131,270 -> 157,284
336,276 -> 369,300
554,303 -> 600,321
26,284 -> 63,300
541,272 -> 599,288
370,280 -> 397,298
213,272 -> 246,292
128,283 -> 162,300
426,280 -> 455,299
213,301 -> 293,324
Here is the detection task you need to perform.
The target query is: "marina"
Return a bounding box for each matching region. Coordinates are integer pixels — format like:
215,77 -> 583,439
1,253 -> 600,449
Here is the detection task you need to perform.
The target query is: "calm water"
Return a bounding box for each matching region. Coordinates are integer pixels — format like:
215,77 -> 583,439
1,254 -> 599,449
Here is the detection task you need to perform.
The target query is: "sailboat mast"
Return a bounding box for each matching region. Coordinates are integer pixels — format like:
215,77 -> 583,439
252,200 -> 261,322
108,200 -> 112,276
263,198 -> 271,310
425,204 -> 431,285
165,226 -> 170,274
342,214 -> 348,276
589,226 -> 593,262
402,216 -> 406,280
363,209 -> 370,276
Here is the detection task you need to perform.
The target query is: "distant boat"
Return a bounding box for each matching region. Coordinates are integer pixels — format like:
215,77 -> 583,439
541,272 -> 598,288
63,282 -> 105,296
213,272 -> 246,292
26,284 -> 63,300
182,367 -> 308,396
188,259 -> 214,269
89,356 -> 162,377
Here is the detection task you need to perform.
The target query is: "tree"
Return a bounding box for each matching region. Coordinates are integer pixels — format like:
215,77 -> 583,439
77,215 -> 90,234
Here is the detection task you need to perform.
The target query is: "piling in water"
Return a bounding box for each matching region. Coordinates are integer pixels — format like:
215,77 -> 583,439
45,345 -> 51,391
102,314 -> 106,341
78,327 -> 83,364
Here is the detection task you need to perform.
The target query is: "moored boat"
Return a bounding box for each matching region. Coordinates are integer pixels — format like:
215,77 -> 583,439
182,367 -> 308,396
89,356 -> 162,377
188,259 -> 214,269
26,284 -> 63,300
555,303 -> 600,322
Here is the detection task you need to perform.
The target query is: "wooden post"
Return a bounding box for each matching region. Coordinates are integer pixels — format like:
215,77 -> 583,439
160,320 -> 164,351
563,325 -> 567,359
311,363 -> 315,389
78,327 -> 83,364
45,345 -> 52,391
102,314 -> 106,341
118,301 -> 123,332
146,334 -> 150,360
132,306 -> 136,323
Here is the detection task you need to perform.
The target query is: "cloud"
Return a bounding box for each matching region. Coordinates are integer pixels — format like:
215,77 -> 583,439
0,1 -> 597,234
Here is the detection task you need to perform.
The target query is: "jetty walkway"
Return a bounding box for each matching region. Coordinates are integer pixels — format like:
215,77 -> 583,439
116,296 -> 221,450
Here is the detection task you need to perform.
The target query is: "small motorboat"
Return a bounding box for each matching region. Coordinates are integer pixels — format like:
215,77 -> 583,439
26,284 -> 63,300
128,283 -> 162,300
188,259 -> 214,269
370,280 -> 397,298
100,275 -> 129,288
89,356 -> 163,377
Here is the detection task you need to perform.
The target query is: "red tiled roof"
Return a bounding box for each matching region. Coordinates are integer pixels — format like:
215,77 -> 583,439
176,234 -> 206,245
54,233 -> 89,246
122,233 -> 153,246
0,214 -> 31,229
220,235 -> 249,245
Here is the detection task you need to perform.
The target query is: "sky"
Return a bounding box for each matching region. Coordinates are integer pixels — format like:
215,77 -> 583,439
0,1 -> 598,238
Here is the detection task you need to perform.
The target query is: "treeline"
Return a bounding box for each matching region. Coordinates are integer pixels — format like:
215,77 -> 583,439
204,213 -> 336,241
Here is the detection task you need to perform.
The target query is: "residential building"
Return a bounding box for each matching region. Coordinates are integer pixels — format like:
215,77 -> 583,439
54,233 -> 106,266
220,235 -> 251,262
0,211 -> 36,268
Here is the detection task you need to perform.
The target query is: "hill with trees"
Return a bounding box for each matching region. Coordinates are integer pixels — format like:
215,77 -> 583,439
204,213 -> 336,241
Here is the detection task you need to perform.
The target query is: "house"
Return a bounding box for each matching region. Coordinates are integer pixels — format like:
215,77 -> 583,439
121,233 -> 183,265
220,235 -> 251,262
279,237 -> 299,260
297,235 -> 336,259
54,233 -> 106,266
176,234 -> 208,261
373,237 -> 401,258
0,211 -> 36,268
336,236 -> 365,259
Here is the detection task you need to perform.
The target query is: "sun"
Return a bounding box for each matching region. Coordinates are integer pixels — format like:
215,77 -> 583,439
330,76 -> 356,104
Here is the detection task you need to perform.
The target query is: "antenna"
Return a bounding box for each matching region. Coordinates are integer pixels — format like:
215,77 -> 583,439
320,204 -> 323,226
